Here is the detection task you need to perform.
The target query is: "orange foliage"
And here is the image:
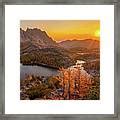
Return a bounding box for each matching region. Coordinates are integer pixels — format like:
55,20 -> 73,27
57,67 -> 93,99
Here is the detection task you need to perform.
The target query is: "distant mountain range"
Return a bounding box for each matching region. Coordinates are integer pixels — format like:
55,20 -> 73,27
58,39 -> 99,50
20,28 -> 99,68
20,28 -> 99,49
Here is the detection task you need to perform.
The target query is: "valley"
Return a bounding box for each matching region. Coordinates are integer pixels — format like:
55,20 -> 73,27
20,28 -> 100,100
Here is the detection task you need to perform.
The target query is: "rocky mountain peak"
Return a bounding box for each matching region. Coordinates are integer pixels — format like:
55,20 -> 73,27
20,28 -> 57,48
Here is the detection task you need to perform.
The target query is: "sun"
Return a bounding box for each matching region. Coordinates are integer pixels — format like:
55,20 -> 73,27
94,29 -> 100,37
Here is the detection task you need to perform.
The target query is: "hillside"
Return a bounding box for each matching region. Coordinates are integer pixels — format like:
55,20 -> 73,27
58,39 -> 100,61
20,28 -> 75,68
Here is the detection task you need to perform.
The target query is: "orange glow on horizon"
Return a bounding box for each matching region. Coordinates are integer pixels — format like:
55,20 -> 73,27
20,20 -> 100,41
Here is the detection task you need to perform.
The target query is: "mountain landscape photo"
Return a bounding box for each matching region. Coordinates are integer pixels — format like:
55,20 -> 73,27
20,20 -> 100,100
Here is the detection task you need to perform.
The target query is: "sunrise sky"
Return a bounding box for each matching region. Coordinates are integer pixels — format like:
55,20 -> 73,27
20,20 -> 100,42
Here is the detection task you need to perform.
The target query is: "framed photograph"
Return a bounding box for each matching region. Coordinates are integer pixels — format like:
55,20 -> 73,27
0,0 -> 119,119
5,4 -> 114,114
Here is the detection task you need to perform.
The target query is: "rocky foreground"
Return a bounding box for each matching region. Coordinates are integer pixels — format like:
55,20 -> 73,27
20,64 -> 100,100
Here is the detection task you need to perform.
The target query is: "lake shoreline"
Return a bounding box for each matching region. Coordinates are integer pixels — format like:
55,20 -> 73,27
21,62 -> 59,70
